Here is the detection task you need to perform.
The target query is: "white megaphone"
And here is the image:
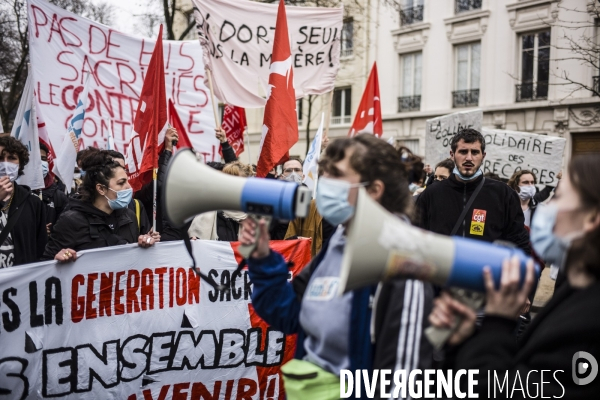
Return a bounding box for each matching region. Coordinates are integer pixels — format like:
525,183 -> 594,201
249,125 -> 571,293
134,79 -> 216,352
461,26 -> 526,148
339,187 -> 540,294
163,149 -> 312,257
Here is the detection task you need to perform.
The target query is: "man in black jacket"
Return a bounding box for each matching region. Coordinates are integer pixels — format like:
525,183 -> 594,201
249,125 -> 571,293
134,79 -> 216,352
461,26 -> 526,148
416,129 -> 530,253
0,136 -> 47,267
35,143 -> 68,234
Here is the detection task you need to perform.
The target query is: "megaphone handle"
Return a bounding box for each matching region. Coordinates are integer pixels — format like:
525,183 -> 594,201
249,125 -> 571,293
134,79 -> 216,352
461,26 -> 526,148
238,215 -> 272,259
425,289 -> 484,351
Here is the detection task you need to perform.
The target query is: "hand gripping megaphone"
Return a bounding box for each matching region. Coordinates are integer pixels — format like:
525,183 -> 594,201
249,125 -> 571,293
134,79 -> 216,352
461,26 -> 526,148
339,187 -> 540,294
163,149 -> 312,257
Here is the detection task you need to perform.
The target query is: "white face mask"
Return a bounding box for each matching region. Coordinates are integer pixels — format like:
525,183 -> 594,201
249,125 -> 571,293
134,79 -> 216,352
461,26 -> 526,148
518,185 -> 536,201
0,162 -> 19,182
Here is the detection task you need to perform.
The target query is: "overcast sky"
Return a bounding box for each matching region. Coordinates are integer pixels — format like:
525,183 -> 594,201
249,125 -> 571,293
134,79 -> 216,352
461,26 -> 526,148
95,0 -> 161,37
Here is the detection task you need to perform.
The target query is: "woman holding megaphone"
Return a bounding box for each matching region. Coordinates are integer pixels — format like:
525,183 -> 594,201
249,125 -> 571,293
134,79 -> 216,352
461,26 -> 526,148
429,154 -> 600,398
241,134 -> 434,400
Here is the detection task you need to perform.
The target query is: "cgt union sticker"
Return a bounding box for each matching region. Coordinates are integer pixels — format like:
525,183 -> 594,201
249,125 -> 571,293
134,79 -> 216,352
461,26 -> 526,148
470,209 -> 487,236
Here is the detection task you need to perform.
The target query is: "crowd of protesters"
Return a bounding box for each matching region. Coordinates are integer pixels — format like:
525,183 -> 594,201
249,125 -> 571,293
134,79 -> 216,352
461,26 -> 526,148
1,124 -> 599,398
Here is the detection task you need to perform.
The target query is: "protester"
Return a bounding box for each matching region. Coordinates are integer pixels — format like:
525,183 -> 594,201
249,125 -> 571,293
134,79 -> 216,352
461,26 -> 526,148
285,198 -> 335,257
416,128 -> 530,253
106,150 -> 151,235
241,134 -> 433,399
216,127 -> 238,163
432,158 -> 454,181
507,169 -> 558,228
270,158 -> 305,240
188,161 -> 250,241
134,127 -> 180,241
35,142 -> 69,235
429,154 -> 600,398
44,148 -> 159,261
0,136 -> 47,267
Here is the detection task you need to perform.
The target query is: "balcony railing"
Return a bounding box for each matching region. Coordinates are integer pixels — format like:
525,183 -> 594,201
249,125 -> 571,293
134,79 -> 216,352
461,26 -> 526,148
516,82 -> 548,102
452,89 -> 479,108
400,5 -> 424,26
398,95 -> 421,112
593,76 -> 599,96
455,0 -> 482,13
341,48 -> 353,58
331,115 -> 352,125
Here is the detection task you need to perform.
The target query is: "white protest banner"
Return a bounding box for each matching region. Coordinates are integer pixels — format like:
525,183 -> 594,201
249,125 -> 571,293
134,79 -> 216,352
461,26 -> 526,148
481,128 -> 566,186
0,239 -> 311,399
28,0 -> 219,162
193,0 -> 343,108
425,109 -> 483,164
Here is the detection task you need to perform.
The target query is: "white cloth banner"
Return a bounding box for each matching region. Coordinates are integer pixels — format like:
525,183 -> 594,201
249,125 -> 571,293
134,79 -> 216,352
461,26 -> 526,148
11,73 -> 44,190
425,109 -> 483,165
303,113 -> 324,196
0,240 -> 311,399
28,0 -> 219,161
481,128 -> 566,186
193,0 -> 343,108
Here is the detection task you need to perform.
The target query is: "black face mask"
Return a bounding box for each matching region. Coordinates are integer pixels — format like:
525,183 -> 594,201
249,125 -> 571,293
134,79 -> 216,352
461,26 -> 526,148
265,173 -> 277,180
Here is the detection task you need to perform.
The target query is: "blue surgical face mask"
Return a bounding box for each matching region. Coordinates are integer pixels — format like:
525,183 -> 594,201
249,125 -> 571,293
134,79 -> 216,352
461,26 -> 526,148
518,185 -> 536,201
80,170 -> 86,178
530,203 -> 583,268
105,187 -> 133,210
316,177 -> 366,226
41,161 -> 49,178
0,162 -> 19,182
453,166 -> 483,182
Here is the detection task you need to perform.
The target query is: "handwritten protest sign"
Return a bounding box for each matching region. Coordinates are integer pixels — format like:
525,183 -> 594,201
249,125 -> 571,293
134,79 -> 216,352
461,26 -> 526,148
28,0 -> 218,161
425,109 -> 483,165
481,128 -> 566,186
0,240 -> 311,399
193,0 -> 343,108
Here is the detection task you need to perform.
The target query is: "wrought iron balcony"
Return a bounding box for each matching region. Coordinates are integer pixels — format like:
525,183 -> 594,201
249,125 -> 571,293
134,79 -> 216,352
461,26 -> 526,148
398,95 -> 421,112
452,89 -> 479,108
593,76 -> 599,96
331,115 -> 352,125
516,82 -> 548,102
400,5 -> 424,26
455,0 -> 482,13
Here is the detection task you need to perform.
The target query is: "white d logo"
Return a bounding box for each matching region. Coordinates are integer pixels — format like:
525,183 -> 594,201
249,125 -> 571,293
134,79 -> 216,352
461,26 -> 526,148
572,351 -> 598,386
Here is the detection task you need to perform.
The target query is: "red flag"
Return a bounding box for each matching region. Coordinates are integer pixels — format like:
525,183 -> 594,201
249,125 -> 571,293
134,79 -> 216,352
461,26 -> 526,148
167,99 -> 193,151
256,0 -> 298,177
125,25 -> 167,191
348,62 -> 383,137
220,105 -> 247,158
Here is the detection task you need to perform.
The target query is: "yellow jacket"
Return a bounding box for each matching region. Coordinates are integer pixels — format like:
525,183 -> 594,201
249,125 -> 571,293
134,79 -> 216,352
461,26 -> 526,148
284,199 -> 323,257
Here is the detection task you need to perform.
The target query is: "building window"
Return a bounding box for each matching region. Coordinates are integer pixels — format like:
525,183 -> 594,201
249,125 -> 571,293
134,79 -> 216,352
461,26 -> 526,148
453,42 -> 480,107
341,19 -> 353,58
517,30 -> 550,102
297,99 -> 303,125
400,0 -> 424,26
398,52 -> 422,112
331,87 -> 352,125
455,0 -> 482,14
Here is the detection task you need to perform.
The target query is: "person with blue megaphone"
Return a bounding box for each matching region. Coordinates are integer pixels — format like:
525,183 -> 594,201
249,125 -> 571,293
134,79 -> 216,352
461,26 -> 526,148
429,154 -> 600,399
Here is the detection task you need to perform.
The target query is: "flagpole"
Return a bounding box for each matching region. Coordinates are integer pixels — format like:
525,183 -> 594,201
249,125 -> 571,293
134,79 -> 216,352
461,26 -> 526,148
152,168 -> 157,232
324,90 -> 333,140
244,126 -> 252,164
206,69 -> 222,130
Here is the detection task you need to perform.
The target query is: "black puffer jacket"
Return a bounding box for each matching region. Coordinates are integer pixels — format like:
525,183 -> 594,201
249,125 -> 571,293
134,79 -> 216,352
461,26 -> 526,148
43,199 -> 139,259
5,183 -> 47,266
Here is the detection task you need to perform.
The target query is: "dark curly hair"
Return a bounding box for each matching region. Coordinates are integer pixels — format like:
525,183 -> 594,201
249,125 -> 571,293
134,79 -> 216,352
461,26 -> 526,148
318,134 -> 418,216
78,148 -> 124,203
0,136 -> 29,177
450,128 -> 486,153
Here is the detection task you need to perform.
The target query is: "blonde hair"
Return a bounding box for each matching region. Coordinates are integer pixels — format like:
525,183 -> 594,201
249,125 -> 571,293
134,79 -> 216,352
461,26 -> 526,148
222,161 -> 253,177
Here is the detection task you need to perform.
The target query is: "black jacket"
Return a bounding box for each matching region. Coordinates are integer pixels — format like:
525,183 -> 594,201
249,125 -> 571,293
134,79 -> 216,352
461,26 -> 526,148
4,183 -> 47,266
136,149 -> 180,241
221,141 -> 237,164
416,174 -> 530,253
35,183 -> 69,228
449,280 -> 600,398
43,200 -> 139,259
127,198 -> 151,236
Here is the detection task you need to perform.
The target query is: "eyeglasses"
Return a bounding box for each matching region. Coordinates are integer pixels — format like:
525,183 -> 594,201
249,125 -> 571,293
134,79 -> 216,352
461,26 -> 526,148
283,168 -> 302,174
